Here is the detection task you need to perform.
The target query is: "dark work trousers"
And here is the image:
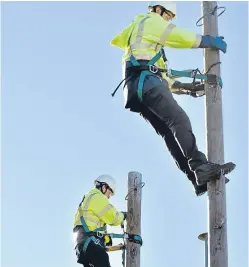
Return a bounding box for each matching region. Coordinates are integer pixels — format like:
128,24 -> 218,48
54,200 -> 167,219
76,240 -> 111,267
139,102 -> 198,187
124,67 -> 207,185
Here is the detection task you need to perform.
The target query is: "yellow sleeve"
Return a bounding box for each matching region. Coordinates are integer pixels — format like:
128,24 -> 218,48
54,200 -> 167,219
110,14 -> 146,50
164,24 -> 202,49
91,194 -> 124,226
146,15 -> 202,49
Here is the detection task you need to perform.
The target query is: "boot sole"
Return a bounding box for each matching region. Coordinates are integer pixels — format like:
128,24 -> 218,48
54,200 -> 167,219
197,162 -> 236,186
222,162 -> 236,175
196,177 -> 230,196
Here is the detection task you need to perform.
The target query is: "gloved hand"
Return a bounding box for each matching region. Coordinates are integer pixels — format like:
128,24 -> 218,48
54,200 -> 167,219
121,211 -> 127,221
199,35 -> 227,53
105,235 -> 113,247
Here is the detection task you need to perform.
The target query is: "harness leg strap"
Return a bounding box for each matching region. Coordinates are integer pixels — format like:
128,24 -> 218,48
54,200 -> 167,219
130,50 -> 163,102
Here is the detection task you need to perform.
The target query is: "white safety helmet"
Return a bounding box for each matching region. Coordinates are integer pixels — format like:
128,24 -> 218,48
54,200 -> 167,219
148,1 -> 176,18
94,174 -> 116,196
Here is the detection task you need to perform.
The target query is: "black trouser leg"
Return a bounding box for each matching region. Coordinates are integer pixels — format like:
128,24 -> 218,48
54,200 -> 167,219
77,241 -> 111,267
142,82 -> 207,171
140,105 -> 197,187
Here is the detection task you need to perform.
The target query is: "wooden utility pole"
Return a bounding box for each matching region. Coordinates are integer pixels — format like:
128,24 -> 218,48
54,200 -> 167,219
202,2 -> 228,267
126,171 -> 142,267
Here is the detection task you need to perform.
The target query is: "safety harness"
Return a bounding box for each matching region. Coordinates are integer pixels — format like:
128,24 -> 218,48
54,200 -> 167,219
76,193 -> 107,253
127,50 -> 166,102
79,215 -> 142,251
111,49 -> 167,101
112,50 -> 223,101
111,17 -> 223,101
77,192 -> 143,263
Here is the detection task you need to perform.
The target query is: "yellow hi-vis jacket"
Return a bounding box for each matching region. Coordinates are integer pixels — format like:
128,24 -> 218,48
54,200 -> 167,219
73,188 -> 124,231
111,12 -> 202,89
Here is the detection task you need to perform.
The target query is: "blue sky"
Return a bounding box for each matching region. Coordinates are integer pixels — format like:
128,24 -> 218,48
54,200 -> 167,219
1,1 -> 248,267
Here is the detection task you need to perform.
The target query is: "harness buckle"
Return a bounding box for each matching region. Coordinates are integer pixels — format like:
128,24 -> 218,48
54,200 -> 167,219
149,65 -> 158,74
167,68 -> 172,77
96,232 -> 104,238
190,70 -> 197,78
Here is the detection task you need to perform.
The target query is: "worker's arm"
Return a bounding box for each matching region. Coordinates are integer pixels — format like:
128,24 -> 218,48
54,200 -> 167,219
171,80 -> 205,97
92,194 -> 124,226
164,75 -> 177,90
163,74 -> 195,95
159,21 -> 227,53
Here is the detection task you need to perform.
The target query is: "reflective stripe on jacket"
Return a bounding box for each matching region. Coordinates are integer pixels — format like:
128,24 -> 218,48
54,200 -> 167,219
73,189 -> 124,231
111,12 -> 202,88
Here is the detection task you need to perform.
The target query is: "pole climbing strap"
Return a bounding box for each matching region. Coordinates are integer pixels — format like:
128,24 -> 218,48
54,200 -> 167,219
108,232 -> 143,246
80,216 -> 143,255
105,233 -> 142,267
126,233 -> 143,245
168,69 -> 223,88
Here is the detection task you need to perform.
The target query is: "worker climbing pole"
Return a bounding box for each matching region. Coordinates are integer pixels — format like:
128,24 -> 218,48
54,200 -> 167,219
110,1 -> 236,197
72,173 -> 143,267
73,2 -> 235,267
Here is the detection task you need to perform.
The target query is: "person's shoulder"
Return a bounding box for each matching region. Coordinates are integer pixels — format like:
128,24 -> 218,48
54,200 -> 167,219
133,13 -> 148,22
85,188 -> 101,197
89,189 -> 109,202
148,12 -> 170,25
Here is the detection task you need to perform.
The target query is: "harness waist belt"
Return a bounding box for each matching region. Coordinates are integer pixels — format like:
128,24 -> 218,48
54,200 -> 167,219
83,231 -> 105,238
126,64 -> 166,77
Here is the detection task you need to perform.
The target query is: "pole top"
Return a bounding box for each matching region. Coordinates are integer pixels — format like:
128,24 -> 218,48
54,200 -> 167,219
198,232 -> 208,241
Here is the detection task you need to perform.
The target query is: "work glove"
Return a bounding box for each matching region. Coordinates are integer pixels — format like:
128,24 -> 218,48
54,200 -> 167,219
121,211 -> 127,221
105,235 -> 113,247
199,35 -> 227,53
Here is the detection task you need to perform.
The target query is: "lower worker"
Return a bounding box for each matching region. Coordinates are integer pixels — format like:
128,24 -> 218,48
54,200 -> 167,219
73,175 -> 127,267
111,1 -> 236,196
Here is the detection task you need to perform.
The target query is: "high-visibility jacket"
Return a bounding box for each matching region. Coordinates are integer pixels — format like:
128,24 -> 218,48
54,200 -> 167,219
73,188 -> 124,231
111,12 -> 202,89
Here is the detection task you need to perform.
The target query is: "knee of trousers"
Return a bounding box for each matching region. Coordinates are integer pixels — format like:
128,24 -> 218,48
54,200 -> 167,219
169,111 -> 192,133
175,160 -> 190,174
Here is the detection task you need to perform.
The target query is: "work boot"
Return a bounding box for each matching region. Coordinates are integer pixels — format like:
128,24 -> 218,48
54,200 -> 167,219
195,162 -> 236,186
195,177 -> 230,196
